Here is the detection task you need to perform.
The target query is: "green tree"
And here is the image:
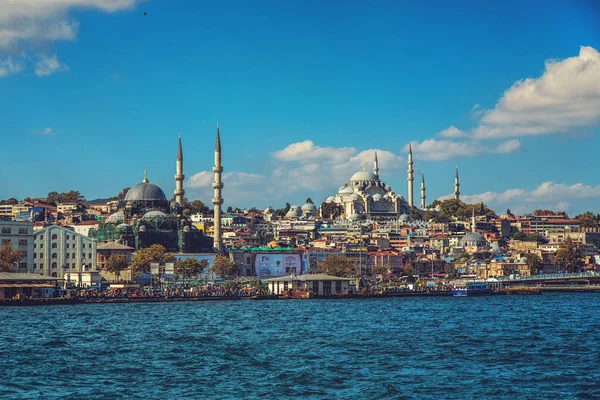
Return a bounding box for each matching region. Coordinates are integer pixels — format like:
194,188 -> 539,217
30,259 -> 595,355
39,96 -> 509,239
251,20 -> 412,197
511,230 -> 527,241
316,255 -> 355,277
524,253 -> 542,275
247,207 -> 258,213
555,237 -> 583,273
506,208 -> 514,216
210,254 -> 238,279
117,187 -> 131,200
46,191 -> 59,205
575,211 -> 599,228
104,254 -> 129,281
401,262 -> 415,277
0,243 -> 22,272
187,199 -> 210,214
0,198 -> 18,205
306,198 -> 313,204
130,244 -> 174,275
320,202 -> 344,220
175,258 -> 206,284
226,206 -> 233,213
409,208 -> 423,221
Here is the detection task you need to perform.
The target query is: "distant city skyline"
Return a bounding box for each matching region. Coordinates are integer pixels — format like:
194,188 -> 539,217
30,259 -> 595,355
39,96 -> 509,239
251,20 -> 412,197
1,1 -> 599,215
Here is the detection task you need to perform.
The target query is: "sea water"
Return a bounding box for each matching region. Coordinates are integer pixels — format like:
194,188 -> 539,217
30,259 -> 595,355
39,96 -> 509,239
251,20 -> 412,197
1,293 -> 599,399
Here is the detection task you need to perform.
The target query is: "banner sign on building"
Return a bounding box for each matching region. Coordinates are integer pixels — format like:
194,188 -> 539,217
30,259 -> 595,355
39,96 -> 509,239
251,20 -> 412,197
164,263 -> 174,279
150,263 -> 159,275
254,253 -> 302,277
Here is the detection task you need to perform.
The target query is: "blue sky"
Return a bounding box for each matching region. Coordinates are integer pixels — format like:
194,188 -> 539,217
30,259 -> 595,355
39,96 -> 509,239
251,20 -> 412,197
1,0 -> 599,215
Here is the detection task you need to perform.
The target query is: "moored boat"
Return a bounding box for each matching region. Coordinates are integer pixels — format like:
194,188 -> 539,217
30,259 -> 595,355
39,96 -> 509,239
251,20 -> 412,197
452,281 -> 494,297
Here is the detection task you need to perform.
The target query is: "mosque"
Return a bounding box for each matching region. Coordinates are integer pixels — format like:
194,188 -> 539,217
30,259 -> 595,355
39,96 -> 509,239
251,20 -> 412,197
89,130 -> 222,253
320,144 -> 461,221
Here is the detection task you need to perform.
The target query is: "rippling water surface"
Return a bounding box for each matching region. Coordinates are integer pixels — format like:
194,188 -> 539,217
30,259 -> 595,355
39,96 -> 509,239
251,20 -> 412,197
1,293 -> 600,399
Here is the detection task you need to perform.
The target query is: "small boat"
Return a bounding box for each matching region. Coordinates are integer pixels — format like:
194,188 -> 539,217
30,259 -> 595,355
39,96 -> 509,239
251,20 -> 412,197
452,281 -> 494,297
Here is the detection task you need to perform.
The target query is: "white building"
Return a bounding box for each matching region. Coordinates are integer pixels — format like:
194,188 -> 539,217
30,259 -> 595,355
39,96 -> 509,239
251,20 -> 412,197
34,225 -> 97,278
0,221 -> 34,272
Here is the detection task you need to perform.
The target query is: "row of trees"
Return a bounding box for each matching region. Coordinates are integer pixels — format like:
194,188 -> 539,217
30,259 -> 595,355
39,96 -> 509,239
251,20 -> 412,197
0,243 -> 23,272
104,244 -> 238,282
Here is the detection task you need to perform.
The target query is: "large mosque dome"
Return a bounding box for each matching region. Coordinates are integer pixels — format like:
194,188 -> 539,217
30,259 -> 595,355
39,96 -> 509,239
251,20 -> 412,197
350,170 -> 377,182
125,177 -> 167,202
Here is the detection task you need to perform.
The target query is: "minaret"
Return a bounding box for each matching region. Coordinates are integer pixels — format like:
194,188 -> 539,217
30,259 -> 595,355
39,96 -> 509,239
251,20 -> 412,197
420,172 -> 426,209
454,165 -> 460,200
373,151 -> 379,177
407,144 -> 414,207
174,133 -> 185,205
212,123 -> 224,252
472,207 -> 476,232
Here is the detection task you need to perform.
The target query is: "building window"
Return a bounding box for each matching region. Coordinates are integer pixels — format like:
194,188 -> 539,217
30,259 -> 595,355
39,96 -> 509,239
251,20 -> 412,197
82,243 -> 86,248
66,235 -> 70,240
52,243 -> 58,249
2,227 -> 10,234
66,244 -> 70,248
39,235 -> 43,240
34,253 -> 37,259
51,262 -> 57,269
18,228 -> 27,234
72,253 -> 75,258
66,253 -> 69,259
34,243 -> 37,248
72,263 -> 75,268
88,253 -> 92,259
51,234 -> 58,240
40,243 -> 43,249
33,263 -> 36,269
51,272 -> 57,277
51,253 -> 57,259
2,239 -> 10,246
39,253 -> 43,258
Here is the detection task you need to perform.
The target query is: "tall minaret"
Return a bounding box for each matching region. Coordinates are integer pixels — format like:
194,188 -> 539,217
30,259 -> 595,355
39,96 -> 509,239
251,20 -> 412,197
471,207 -> 476,232
454,165 -> 460,200
373,151 -> 379,177
407,144 -> 414,208
212,123 -> 224,252
420,172 -> 426,209
174,133 -> 185,205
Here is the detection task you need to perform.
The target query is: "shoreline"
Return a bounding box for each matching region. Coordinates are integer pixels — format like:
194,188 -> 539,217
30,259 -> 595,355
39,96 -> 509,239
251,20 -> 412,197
1,286 -> 599,306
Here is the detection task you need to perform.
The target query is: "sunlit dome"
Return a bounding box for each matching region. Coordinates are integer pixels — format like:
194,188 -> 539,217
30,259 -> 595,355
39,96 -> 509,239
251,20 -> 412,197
350,170 -> 377,181
339,187 -> 354,194
302,203 -> 317,211
326,196 -> 335,202
142,210 -> 167,220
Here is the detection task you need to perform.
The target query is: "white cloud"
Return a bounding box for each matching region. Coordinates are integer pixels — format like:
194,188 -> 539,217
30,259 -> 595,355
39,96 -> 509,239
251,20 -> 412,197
441,181 -> 600,215
32,126 -> 56,135
405,138 -> 520,161
437,125 -> 467,138
186,140 -> 405,207
35,54 -> 69,76
0,55 -> 25,77
473,46 -> 600,139
0,0 -> 141,76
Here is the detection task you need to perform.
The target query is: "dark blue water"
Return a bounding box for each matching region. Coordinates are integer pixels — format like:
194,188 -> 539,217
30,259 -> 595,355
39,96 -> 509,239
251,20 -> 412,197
1,294 -> 599,399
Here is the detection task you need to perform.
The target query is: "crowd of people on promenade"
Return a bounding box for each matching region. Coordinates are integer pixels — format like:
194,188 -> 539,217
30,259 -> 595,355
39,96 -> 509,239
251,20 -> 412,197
80,286 -> 268,299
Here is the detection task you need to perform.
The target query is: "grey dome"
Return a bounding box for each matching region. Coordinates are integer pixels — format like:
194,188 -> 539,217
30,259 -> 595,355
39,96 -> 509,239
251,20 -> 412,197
399,213 -> 410,222
106,211 -> 124,224
125,182 -> 167,202
460,232 -> 487,246
142,210 -> 167,220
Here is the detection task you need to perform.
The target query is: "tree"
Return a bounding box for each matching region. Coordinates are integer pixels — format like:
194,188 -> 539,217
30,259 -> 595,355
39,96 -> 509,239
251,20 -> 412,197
175,258 -> 206,284
524,253 -> 542,275
506,208 -> 514,217
104,254 -> 129,281
130,244 -> 174,275
0,243 -> 23,272
409,208 -> 423,221
371,263 -> 389,277
576,211 -> 599,228
306,198 -> 313,204
187,199 -> 210,215
117,187 -> 131,200
247,207 -> 258,213
555,237 -> 583,273
511,230 -> 527,241
320,202 -> 344,220
226,206 -> 233,213
46,191 -> 59,205
317,255 -> 355,277
401,262 -> 415,277
210,254 -> 238,279
0,198 -> 18,205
